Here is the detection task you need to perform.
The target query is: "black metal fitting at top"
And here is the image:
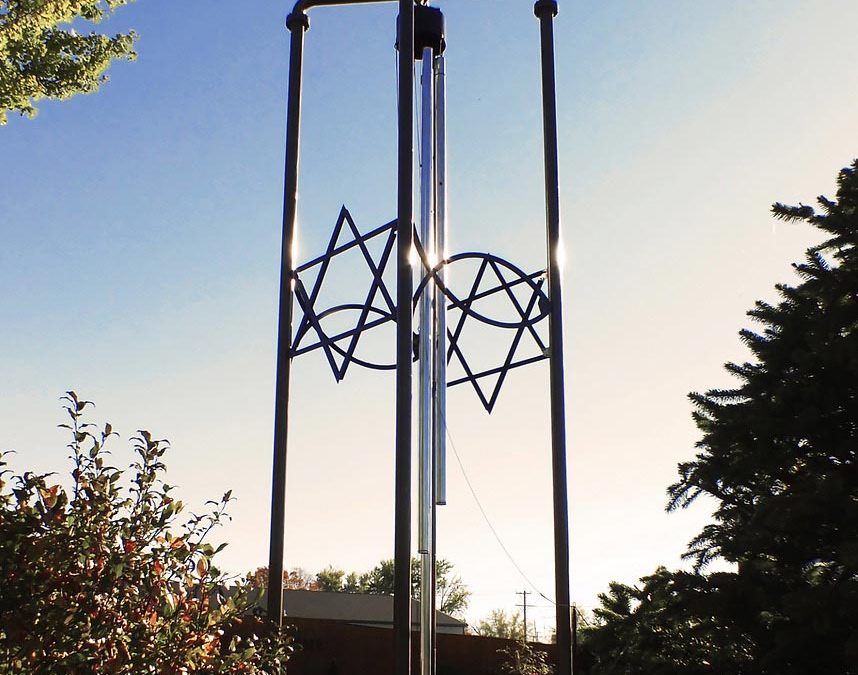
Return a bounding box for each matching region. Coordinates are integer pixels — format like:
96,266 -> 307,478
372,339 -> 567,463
286,11 -> 310,32
396,4 -> 445,59
534,0 -> 558,18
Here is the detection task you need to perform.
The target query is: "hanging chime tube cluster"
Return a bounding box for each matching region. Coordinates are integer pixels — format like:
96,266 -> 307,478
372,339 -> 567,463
418,47 -> 435,675
417,19 -> 446,675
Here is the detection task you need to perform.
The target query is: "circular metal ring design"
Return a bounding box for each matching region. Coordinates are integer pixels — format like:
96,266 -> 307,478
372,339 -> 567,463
292,250 -> 549,376
413,252 -> 549,329
310,303 -> 397,371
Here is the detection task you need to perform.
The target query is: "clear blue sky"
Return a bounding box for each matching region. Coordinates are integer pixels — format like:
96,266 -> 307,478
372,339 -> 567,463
2,0 -> 858,635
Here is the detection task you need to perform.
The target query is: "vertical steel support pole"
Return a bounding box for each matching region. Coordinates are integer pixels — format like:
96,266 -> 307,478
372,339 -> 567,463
433,53 -> 447,508
418,45 -> 435,675
394,1 -> 414,673
533,2 -> 572,675
267,9 -> 309,624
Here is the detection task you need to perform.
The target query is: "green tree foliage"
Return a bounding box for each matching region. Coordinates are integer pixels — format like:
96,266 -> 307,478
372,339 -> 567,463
580,569 -> 752,675
584,161 -> 858,674
0,392 -> 292,673
313,558 -> 470,618
0,0 -> 137,124
667,161 -> 858,673
496,642 -> 554,675
434,559 -> 471,620
314,566 -> 345,592
474,609 -> 524,641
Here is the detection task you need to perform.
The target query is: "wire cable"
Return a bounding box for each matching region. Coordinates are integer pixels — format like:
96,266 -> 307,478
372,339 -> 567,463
440,412 -> 567,608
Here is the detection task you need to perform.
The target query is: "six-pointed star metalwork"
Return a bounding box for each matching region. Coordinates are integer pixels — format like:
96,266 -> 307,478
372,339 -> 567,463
441,255 -> 548,413
290,206 -> 397,380
290,207 -> 551,412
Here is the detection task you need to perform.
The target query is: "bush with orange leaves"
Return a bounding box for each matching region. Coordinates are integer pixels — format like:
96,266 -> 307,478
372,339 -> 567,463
0,392 -> 292,674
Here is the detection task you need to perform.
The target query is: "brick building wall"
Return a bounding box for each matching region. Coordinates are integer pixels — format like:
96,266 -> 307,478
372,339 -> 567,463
287,617 -> 557,675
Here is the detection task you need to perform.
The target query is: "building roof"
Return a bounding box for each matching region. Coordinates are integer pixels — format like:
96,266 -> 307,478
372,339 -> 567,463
283,590 -> 467,630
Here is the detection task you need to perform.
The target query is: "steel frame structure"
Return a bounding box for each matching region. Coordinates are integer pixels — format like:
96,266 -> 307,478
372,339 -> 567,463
267,2 -> 569,674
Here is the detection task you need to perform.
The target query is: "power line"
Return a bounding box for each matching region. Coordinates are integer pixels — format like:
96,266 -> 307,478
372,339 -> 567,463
441,414 -> 563,608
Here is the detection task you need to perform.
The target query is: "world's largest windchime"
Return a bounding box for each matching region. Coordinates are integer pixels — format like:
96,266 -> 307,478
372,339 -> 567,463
266,2 -> 570,675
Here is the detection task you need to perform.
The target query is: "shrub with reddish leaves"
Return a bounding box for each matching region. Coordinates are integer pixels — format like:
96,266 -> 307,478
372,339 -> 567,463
0,392 -> 292,674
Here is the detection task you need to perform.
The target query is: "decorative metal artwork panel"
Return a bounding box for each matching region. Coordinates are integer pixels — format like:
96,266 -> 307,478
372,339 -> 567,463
290,207 -> 550,412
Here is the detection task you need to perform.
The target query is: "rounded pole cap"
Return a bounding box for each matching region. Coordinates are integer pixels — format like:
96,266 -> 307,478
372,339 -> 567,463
534,0 -> 559,18
286,11 -> 309,32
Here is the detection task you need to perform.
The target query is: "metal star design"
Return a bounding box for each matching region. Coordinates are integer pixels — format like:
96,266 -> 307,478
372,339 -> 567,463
289,207 -> 550,412
439,255 -> 549,412
290,206 -> 397,380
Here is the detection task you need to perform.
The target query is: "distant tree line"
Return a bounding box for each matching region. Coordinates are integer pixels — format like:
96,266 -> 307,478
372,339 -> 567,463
250,557 -> 470,618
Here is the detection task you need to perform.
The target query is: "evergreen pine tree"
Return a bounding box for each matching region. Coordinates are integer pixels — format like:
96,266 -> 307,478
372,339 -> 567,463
668,160 -> 858,673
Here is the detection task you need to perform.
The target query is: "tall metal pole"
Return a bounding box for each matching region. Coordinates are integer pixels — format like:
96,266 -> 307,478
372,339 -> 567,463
267,9 -> 308,624
534,2 -> 572,675
394,1 -> 414,674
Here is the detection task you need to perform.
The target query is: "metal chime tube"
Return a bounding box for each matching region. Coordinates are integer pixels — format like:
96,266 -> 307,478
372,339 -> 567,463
429,51 -> 446,675
418,45 -> 436,675
433,53 -> 447,507
418,48 -> 435,556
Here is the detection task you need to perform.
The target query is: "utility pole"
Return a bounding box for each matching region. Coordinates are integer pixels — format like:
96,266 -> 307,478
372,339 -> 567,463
572,605 -> 578,675
516,590 -> 530,643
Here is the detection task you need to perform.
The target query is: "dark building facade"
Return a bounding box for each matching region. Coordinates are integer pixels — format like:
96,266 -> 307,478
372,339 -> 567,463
287,617 -> 556,675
